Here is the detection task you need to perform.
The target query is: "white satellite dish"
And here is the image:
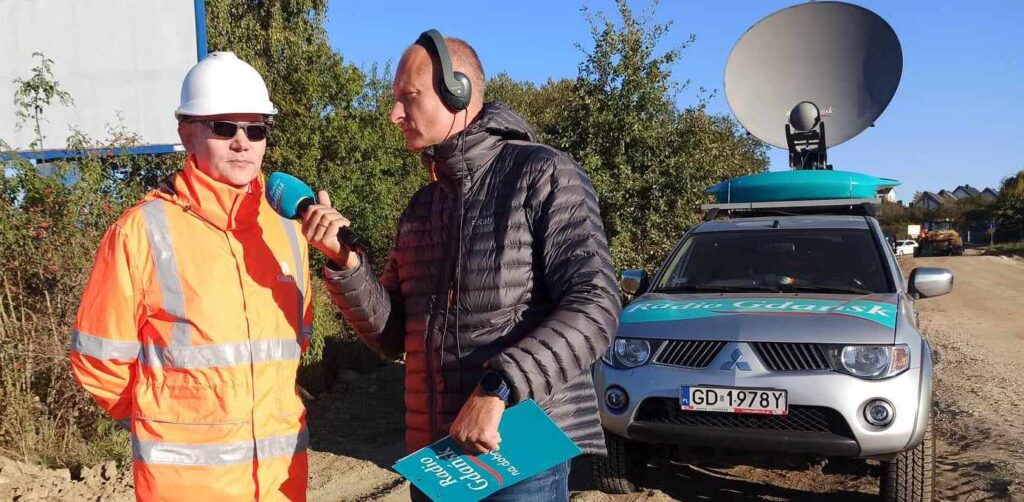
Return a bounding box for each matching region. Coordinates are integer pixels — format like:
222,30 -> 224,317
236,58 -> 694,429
724,2 -> 903,169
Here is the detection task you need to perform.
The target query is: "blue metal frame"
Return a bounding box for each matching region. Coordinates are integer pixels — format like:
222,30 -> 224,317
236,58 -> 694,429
194,0 -> 208,61
3,144 -> 182,162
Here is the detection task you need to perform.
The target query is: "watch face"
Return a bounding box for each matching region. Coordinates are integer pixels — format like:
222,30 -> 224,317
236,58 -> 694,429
481,372 -> 501,392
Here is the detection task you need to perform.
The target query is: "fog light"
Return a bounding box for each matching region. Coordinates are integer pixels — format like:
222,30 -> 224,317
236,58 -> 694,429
605,386 -> 628,411
864,399 -> 895,427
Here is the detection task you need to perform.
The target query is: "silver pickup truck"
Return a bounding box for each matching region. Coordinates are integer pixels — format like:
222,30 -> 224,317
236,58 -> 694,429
593,199 -> 952,502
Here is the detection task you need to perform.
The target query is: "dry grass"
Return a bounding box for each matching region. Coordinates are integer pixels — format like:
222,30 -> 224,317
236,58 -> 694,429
0,270 -> 131,468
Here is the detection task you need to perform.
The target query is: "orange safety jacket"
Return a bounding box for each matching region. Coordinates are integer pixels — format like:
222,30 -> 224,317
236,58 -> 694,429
70,156 -> 313,501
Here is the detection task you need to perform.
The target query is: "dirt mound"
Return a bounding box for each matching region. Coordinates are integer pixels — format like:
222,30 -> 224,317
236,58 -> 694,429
0,457 -> 132,501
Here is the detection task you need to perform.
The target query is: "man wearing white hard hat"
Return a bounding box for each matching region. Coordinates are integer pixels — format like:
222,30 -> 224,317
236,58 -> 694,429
70,52 -> 313,501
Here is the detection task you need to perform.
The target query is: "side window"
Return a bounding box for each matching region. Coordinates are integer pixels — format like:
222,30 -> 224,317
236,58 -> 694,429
664,237 -> 696,287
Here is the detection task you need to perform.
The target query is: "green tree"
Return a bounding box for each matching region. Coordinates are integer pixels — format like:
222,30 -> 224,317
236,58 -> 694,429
994,170 -> 1024,241
490,1 -> 769,271
485,73 -> 578,149
12,52 -> 74,149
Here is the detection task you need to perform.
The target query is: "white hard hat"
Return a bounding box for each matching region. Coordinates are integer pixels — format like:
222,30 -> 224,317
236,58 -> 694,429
175,52 -> 277,118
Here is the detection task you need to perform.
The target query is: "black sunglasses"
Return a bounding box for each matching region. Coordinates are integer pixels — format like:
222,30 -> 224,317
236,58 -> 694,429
193,120 -> 269,141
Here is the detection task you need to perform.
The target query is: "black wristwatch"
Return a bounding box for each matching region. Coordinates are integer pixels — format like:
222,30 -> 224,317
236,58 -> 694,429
479,371 -> 511,404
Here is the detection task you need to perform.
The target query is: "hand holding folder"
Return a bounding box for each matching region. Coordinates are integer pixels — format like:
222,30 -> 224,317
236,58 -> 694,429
393,400 -> 582,502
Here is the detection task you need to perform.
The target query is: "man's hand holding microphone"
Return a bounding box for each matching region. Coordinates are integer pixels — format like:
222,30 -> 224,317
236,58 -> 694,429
266,172 -> 365,270
302,190 -> 358,269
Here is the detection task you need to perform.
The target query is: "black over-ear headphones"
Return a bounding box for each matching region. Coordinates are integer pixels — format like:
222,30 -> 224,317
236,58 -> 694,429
415,29 -> 472,112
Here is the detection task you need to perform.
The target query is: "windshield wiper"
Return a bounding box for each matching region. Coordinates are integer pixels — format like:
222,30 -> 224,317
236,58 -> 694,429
777,284 -> 873,295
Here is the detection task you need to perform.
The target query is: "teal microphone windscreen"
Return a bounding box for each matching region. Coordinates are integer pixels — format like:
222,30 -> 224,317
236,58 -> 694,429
266,171 -> 315,219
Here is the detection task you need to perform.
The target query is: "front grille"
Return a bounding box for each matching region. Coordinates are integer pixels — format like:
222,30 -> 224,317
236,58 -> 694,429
752,342 -> 831,371
654,340 -> 726,369
634,398 -> 853,437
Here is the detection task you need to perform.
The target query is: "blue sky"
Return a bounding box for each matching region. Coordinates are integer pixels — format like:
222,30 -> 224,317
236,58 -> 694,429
325,1 -> 1024,201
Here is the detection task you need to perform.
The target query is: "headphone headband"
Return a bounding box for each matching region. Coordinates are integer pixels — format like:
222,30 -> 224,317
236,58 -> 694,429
415,29 -> 471,111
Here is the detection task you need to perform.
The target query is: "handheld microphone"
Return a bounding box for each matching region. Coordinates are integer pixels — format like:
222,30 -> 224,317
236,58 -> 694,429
266,172 -> 370,255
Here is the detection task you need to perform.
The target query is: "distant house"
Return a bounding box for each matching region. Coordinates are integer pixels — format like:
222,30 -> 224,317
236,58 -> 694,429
878,187 -> 898,203
914,191 -> 945,210
952,185 -> 982,199
913,185 -> 999,208
937,190 -> 960,203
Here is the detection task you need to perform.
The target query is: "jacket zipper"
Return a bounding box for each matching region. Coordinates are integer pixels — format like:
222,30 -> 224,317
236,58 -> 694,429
424,293 -> 438,438
424,184 -> 465,440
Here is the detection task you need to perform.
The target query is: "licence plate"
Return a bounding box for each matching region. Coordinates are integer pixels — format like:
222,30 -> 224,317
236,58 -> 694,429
680,386 -> 788,415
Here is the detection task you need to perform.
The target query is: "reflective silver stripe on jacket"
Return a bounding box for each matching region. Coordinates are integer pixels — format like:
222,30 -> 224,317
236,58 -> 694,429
140,338 -> 302,368
141,200 -> 191,348
132,428 -> 308,466
70,329 -> 141,361
278,215 -> 307,344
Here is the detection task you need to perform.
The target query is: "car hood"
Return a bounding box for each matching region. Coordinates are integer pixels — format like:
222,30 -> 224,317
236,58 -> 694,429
619,293 -> 900,344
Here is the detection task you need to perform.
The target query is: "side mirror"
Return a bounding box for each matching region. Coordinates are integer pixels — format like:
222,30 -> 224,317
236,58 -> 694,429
621,269 -> 649,296
908,267 -> 953,299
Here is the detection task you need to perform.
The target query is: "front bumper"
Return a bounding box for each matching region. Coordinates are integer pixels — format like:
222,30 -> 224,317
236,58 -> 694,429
628,420 -> 860,456
596,341 -> 930,457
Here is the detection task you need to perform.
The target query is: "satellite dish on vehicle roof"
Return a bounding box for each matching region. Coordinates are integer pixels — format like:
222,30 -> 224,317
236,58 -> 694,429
724,1 -> 902,169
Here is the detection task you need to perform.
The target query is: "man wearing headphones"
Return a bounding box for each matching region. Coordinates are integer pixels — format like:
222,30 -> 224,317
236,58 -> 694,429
304,30 -> 619,501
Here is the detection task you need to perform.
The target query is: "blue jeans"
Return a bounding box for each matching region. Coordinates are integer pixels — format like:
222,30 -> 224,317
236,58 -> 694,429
410,461 -> 570,502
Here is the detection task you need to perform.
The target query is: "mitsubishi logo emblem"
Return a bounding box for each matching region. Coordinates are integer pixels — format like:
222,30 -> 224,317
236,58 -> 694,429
720,348 -> 751,371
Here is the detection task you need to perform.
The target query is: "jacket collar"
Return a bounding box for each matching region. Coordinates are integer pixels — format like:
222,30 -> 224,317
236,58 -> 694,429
161,154 -> 265,231
420,102 -> 536,191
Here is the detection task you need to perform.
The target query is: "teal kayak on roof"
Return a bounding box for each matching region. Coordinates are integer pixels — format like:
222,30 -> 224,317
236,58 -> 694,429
706,170 -> 901,203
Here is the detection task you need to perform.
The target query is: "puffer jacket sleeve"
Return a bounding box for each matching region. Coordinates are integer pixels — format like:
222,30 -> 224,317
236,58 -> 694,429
70,223 -> 143,424
487,153 -> 621,404
324,251 -> 405,358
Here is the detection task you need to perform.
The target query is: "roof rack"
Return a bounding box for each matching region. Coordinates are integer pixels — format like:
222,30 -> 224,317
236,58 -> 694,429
702,198 -> 879,221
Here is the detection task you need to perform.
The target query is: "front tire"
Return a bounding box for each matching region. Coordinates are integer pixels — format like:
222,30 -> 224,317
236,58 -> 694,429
880,414 -> 935,501
592,432 -> 648,494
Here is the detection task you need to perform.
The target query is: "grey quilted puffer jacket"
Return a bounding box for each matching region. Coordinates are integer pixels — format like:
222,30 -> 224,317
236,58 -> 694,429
325,102 -> 620,456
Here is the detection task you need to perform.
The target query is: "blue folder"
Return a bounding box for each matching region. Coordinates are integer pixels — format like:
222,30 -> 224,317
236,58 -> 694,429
393,399 -> 582,501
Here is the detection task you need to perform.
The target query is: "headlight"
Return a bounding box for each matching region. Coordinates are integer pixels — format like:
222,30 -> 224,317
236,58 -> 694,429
602,338 -> 655,368
824,344 -> 910,379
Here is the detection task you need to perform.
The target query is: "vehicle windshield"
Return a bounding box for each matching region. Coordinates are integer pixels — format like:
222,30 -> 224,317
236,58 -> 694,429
926,221 -> 954,232
653,228 -> 894,294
